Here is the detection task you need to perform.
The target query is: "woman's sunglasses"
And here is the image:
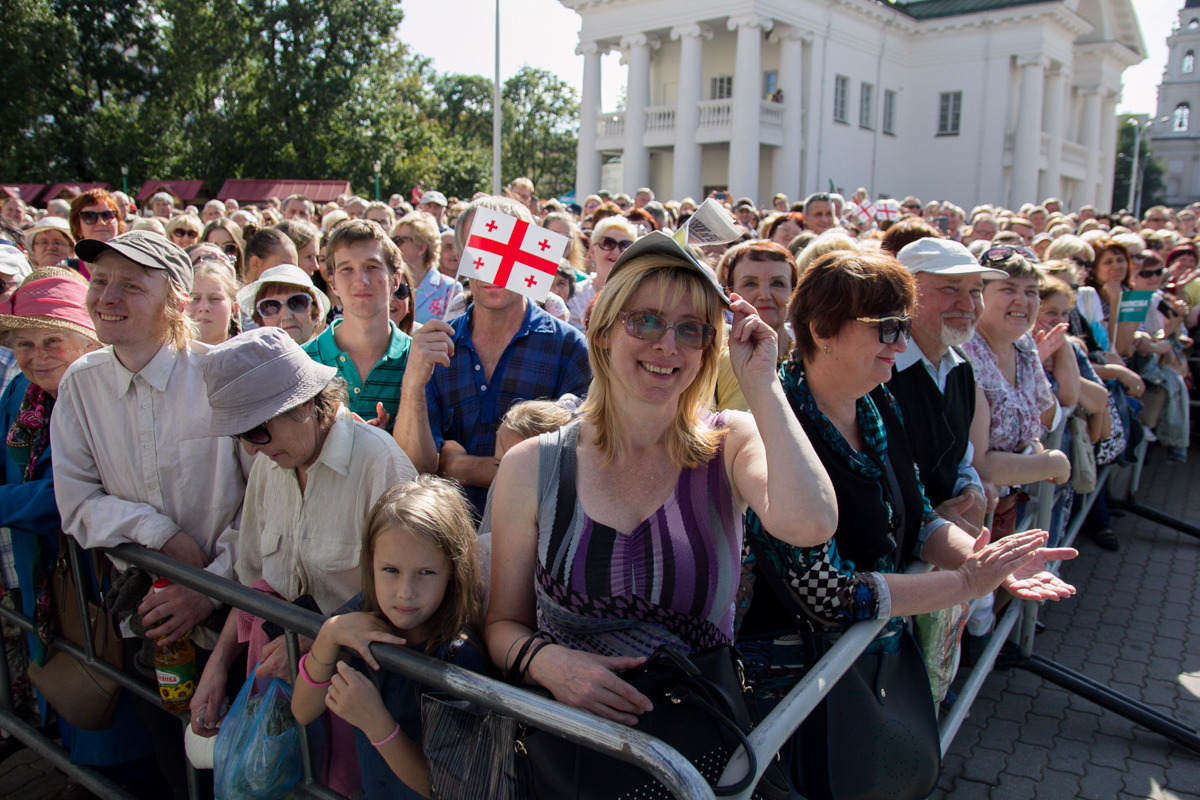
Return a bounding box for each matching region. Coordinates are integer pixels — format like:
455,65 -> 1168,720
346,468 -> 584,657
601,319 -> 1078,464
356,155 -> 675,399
256,292 -> 312,317
80,210 -> 117,225
617,311 -> 715,350
231,422 -> 271,445
1138,268 -> 1165,279
171,229 -> 200,241
394,283 -> 411,300
595,236 -> 634,253
220,243 -> 239,258
855,315 -> 913,344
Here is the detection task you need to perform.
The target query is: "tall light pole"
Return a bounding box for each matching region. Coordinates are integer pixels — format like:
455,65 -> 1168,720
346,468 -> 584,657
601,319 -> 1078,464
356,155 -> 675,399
120,164 -> 128,194
1126,115 -> 1169,217
373,160 -> 381,201
492,0 -> 502,195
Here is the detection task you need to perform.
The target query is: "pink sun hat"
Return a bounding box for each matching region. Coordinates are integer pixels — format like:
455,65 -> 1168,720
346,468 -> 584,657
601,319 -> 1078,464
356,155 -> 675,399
0,267 -> 100,343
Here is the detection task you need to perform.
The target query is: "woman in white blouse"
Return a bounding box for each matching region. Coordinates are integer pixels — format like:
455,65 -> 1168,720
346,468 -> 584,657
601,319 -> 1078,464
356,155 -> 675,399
188,327 -> 416,738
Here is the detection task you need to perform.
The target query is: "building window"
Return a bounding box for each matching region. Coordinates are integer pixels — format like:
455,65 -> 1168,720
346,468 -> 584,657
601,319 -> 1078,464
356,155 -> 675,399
1175,103 -> 1191,132
763,70 -> 778,99
711,75 -> 732,100
834,75 -> 849,123
860,83 -> 875,129
883,90 -> 897,135
1185,51 -> 1195,74
938,91 -> 962,136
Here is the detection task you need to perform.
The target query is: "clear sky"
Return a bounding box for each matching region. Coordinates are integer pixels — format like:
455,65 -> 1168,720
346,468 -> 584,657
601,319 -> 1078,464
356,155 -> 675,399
399,0 -> 1168,117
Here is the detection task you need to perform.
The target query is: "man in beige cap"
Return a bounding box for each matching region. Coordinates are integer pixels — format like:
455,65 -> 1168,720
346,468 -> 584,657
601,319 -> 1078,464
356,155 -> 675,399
51,229 -> 252,798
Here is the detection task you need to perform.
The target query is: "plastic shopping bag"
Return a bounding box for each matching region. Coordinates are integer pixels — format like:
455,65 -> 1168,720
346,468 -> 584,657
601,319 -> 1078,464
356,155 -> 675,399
214,666 -> 305,800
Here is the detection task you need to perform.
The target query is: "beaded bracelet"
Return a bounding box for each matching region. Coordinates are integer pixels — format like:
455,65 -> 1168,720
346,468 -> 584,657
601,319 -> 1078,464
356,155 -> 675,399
298,652 -> 332,688
371,722 -> 401,748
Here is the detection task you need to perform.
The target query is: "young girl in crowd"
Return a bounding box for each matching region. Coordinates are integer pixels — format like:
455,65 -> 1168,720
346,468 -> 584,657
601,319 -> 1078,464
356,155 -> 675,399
292,476 -> 486,800
186,259 -> 241,345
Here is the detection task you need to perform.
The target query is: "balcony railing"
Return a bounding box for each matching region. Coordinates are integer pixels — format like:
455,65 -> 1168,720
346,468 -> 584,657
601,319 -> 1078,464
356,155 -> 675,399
593,98 -> 787,149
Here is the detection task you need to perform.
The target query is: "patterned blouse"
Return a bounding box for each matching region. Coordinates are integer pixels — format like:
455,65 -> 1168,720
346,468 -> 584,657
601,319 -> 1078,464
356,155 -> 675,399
962,332 -> 1055,454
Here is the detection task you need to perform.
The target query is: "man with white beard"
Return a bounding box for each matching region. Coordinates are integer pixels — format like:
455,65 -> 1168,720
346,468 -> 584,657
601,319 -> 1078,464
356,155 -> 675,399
887,238 -> 1007,535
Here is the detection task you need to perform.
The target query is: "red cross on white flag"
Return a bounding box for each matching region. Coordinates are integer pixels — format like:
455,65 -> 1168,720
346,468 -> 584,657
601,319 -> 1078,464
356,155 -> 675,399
456,208 -> 569,303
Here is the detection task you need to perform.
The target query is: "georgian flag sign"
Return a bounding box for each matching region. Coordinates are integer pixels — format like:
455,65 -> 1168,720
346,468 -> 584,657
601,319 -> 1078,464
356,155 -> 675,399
456,208 -> 569,303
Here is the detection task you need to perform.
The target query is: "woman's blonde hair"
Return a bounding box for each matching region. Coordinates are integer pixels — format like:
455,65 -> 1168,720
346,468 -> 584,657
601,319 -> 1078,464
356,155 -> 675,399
190,260 -> 242,340
360,476 -> 483,652
393,212 -> 441,271
581,255 -> 726,468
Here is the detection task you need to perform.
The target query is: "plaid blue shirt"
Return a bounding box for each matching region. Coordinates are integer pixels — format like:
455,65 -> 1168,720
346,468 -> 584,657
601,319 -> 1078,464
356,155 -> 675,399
427,301 -> 590,512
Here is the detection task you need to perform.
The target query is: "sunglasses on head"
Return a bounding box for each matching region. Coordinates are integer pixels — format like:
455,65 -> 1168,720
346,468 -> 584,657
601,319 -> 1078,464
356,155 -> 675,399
855,314 -> 913,344
231,422 -> 271,446
80,210 -> 116,225
256,292 -> 312,318
596,235 -> 633,253
393,283 -> 411,300
617,310 -> 716,350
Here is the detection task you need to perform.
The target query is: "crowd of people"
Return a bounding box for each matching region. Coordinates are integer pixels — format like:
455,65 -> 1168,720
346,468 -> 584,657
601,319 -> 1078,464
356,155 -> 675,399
0,177 -> 1194,799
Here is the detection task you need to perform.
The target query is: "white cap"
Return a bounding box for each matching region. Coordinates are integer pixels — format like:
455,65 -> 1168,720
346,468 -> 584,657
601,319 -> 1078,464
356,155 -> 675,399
896,238 -> 1007,279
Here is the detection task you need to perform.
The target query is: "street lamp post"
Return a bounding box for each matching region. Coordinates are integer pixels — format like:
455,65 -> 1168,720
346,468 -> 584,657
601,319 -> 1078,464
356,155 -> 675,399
1127,116 -> 1169,218
373,161 -> 382,201
120,164 -> 128,195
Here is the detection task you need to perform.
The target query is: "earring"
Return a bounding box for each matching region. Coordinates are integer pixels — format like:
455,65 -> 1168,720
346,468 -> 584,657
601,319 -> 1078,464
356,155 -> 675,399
823,344 -> 830,356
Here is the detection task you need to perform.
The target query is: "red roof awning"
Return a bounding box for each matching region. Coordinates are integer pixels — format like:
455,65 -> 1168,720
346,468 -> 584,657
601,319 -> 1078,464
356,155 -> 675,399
2,185 -> 48,205
42,182 -> 111,202
217,179 -> 352,205
136,180 -> 210,204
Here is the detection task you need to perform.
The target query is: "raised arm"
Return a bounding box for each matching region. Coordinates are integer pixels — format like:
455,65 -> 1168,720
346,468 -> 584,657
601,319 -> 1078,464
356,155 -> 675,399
393,321 -> 453,474
723,296 -> 836,547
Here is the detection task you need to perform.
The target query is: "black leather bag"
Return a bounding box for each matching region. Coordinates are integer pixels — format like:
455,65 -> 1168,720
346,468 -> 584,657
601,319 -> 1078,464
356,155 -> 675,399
517,644 -> 764,800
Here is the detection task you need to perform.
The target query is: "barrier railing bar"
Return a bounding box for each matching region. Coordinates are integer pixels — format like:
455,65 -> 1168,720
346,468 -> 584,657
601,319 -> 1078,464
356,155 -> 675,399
104,543 -> 716,800
0,707 -> 137,800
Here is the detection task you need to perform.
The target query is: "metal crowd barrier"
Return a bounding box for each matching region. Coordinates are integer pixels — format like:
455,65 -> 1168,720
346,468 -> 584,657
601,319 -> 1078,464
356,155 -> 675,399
2,421 -> 1196,800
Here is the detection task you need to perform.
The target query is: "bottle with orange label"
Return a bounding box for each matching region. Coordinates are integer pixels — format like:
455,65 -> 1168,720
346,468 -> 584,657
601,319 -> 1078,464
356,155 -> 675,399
151,578 -> 199,714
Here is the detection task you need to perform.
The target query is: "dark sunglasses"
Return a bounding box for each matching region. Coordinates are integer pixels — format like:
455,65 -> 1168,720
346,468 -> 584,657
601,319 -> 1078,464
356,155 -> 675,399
80,210 -> 117,225
595,235 -> 633,253
171,228 -> 199,239
221,243 -> 239,257
617,310 -> 716,350
855,315 -> 913,344
231,423 -> 271,446
1139,268 -> 1165,279
393,283 -> 411,300
256,292 -> 312,317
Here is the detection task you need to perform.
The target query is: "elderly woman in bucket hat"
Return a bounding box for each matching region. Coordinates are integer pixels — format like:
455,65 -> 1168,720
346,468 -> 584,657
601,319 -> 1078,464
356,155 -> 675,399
0,267 -> 158,777
190,327 -> 415,793
236,263 -> 331,345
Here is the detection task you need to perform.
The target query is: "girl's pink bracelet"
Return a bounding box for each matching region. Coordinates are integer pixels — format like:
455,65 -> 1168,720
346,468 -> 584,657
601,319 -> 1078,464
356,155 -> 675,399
298,653 -> 332,688
370,722 -> 401,748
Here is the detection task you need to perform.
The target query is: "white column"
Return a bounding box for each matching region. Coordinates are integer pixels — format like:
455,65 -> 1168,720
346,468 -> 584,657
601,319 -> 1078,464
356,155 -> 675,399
670,24 -> 710,202
772,26 -> 805,204
1099,93 -> 1119,212
575,41 -> 603,201
1042,68 -> 1067,202
1080,89 -> 1102,208
621,34 -> 656,194
727,14 -> 773,203
1010,56 -> 1046,208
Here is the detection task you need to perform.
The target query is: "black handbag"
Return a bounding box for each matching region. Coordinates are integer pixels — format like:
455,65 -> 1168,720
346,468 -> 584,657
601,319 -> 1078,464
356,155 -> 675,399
516,644 -> 761,800
745,452 -> 941,800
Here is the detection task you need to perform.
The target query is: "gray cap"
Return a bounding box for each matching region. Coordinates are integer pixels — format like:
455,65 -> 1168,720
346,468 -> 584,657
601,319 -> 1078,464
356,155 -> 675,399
419,190 -> 448,207
75,230 -> 194,292
609,230 -> 730,305
896,238 -> 1007,279
201,327 -> 337,437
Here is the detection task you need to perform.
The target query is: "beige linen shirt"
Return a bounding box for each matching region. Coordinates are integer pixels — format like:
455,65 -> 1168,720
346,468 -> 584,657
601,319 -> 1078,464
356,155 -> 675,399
235,406 -> 417,614
51,342 -> 251,582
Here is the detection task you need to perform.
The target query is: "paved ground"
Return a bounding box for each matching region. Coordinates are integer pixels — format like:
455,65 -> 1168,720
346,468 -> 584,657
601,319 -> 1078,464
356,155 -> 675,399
934,446 -> 1200,800
2,445 -> 1198,799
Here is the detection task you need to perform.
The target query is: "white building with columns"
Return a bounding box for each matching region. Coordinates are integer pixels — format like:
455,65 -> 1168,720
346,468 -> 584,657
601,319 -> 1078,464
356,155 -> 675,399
564,0 -> 1145,212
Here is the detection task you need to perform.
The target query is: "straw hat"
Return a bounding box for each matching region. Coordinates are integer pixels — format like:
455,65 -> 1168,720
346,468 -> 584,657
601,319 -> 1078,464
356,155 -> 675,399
236,264 -> 331,322
201,327 -> 336,437
0,267 -> 100,344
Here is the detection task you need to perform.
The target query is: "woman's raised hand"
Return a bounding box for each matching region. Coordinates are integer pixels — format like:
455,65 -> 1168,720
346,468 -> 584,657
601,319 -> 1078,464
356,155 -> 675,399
726,293 -> 779,388
1034,322 -> 1069,363
527,645 -> 653,726
957,527 -> 1052,599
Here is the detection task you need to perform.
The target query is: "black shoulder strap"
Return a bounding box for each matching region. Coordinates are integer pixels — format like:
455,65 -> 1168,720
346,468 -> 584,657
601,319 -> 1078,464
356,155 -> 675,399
546,423 -> 580,558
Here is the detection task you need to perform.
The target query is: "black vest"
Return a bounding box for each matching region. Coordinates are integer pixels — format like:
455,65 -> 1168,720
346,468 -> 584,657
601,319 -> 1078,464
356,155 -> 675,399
885,352 -> 976,508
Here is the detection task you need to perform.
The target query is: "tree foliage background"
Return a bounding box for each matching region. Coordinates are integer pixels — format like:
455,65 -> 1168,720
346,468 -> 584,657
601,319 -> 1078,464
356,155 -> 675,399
1112,116 -> 1167,214
0,0 -> 579,201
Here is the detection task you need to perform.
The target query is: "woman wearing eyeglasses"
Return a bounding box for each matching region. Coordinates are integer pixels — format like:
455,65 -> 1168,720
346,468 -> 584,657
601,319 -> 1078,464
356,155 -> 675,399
486,232 -> 838,737
737,251 -> 1073,795
566,215 -> 637,328
389,266 -> 416,334
202,218 -> 246,278
189,327 -> 415,797
164,214 -> 203,250
237,263 -> 331,345
68,189 -> 124,245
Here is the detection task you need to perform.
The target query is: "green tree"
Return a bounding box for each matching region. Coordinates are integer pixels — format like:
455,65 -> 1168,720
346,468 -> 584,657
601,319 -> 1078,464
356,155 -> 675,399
1113,117 -> 1167,214
501,66 -> 578,199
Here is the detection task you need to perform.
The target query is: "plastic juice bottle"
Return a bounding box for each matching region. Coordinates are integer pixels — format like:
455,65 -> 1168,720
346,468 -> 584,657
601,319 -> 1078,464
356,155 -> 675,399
152,578 -> 199,714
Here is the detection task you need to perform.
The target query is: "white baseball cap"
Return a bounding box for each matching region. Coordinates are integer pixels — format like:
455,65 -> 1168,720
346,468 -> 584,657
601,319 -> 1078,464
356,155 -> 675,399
896,238 -> 1007,279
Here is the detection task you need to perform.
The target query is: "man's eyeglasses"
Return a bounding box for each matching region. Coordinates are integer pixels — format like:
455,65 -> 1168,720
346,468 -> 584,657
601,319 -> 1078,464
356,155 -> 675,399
617,310 -> 716,350
595,236 -> 633,253
79,210 -> 117,225
394,283 -> 411,300
256,292 -> 312,317
855,315 -> 913,344
231,422 -> 271,446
